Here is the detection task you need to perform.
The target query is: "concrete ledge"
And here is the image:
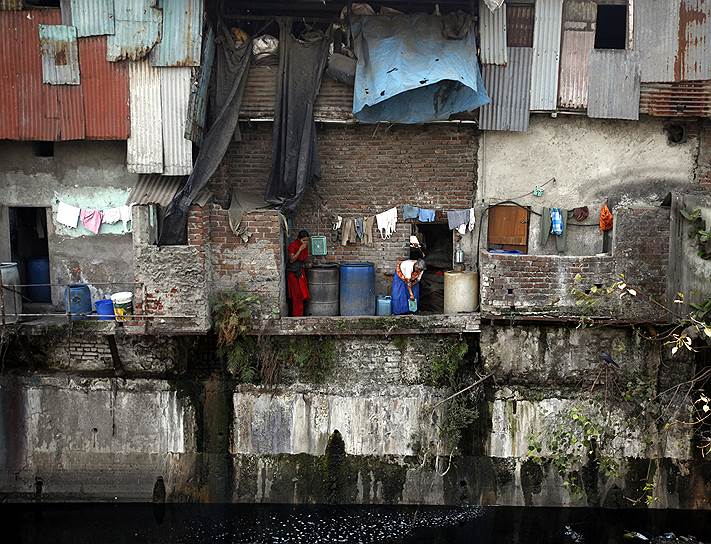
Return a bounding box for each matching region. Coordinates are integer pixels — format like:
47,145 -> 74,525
248,313 -> 481,336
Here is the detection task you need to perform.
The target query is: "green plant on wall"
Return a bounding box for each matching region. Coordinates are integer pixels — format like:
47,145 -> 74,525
283,336 -> 336,384
681,208 -> 711,260
213,290 -> 260,382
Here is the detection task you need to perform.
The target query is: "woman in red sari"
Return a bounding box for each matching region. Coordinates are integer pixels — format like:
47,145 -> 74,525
286,230 -> 311,317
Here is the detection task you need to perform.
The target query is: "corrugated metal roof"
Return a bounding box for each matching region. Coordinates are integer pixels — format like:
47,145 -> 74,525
159,66 -> 193,175
78,36 -> 129,139
587,50 -> 641,121
69,0 -> 115,37
39,24 -> 80,85
150,0 -> 203,67
530,0 -> 563,111
678,0 -> 711,81
557,29 -> 594,109
506,4 -> 534,48
640,80 -> 711,118
185,25 -> 214,145
479,1 -> 507,65
240,66 -> 354,121
0,0 -> 23,10
0,10 -> 85,140
128,174 -> 185,206
106,0 -> 162,62
127,60 -> 163,173
479,46 -> 533,132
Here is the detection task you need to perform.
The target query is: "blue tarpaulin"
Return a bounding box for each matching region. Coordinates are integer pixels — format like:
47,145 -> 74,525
352,14 -> 490,124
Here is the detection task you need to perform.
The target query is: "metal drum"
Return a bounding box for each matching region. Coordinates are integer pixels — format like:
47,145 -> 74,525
304,264 -> 339,316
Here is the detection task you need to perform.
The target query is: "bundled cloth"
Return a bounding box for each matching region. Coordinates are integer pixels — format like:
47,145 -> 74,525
447,208 -> 475,234
550,208 -> 564,236
376,207 -> 398,238
599,204 -> 613,232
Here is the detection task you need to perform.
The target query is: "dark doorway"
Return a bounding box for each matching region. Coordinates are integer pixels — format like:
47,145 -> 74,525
415,223 -> 452,313
9,207 -> 51,303
594,5 -> 627,50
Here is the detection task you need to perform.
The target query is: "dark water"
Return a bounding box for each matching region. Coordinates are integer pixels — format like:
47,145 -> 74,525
4,504 -> 710,544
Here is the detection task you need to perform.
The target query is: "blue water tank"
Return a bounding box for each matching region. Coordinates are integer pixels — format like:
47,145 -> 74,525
26,257 -> 51,303
65,283 -> 91,320
339,262 -> 375,316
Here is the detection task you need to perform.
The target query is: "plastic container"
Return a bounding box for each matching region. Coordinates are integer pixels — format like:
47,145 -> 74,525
339,262 -> 375,316
376,295 -> 392,316
26,257 -> 51,303
111,291 -> 133,322
444,271 -> 478,314
0,262 -> 22,323
310,235 -> 327,256
305,264 -> 339,316
65,283 -> 91,320
95,298 -> 115,321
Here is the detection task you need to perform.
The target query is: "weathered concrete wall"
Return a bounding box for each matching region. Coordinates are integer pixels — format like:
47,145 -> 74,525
0,141 -> 136,306
477,116 -> 698,256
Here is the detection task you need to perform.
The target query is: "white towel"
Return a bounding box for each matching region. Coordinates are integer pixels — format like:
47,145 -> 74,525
376,207 -> 398,239
119,205 -> 132,227
56,201 -> 80,228
102,207 -> 122,224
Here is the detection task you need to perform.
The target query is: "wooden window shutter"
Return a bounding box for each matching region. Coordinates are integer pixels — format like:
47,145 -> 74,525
487,205 -> 529,251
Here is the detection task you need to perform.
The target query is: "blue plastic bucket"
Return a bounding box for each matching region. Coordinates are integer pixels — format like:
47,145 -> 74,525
65,283 -> 91,320
95,298 -> 115,321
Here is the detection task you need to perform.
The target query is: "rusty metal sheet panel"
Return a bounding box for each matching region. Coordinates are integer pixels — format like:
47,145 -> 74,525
159,67 -> 193,175
588,50 -> 641,120
635,0 -> 679,83
558,29 -> 594,109
128,174 -> 185,206
640,81 -> 711,118
479,1 -> 507,65
69,0 -> 115,37
479,47 -> 533,132
506,4 -> 534,47
127,60 -> 163,173
530,0 -> 563,110
678,0 -> 711,81
107,0 -> 161,62
185,25 -> 214,145
78,36 -> 129,139
0,10 -> 20,138
39,24 -> 80,85
0,0 -> 23,10
150,0 -> 203,67
562,0 -> 596,30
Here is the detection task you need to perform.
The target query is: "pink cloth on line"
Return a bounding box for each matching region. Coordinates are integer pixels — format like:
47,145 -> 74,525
80,209 -> 104,234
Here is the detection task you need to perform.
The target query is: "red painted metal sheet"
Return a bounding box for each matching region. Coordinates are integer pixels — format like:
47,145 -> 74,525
79,36 -> 130,139
0,11 -> 20,139
640,81 -> 711,118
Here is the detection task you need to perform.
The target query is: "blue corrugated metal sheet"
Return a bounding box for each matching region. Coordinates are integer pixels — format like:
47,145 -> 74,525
106,0 -> 161,61
530,0 -> 564,111
150,0 -> 203,67
479,47 -> 533,132
38,24 -> 80,85
185,25 -> 214,144
479,0 -> 507,65
69,0 -> 115,37
587,50 -> 641,121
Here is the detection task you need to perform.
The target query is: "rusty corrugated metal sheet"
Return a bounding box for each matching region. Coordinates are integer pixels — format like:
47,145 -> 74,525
69,0 -> 115,37
150,0 -> 203,67
530,0 -> 563,111
0,9 -> 84,140
78,36 -> 129,139
479,46 -> 533,132
0,0 -> 23,10
677,0 -> 711,82
562,0 -> 596,29
505,4 -> 534,47
160,66 -> 193,175
39,24 -> 80,85
128,174 -> 185,206
185,25 -> 214,145
107,0 -> 161,62
557,29 -> 594,109
639,81 -> 711,118
479,1 -> 507,65
240,66 -> 354,121
127,60 -> 163,173
587,50 -> 641,121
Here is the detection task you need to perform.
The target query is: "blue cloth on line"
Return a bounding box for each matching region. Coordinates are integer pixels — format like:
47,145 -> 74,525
391,274 -> 420,315
418,208 -> 435,222
355,217 -> 364,239
402,205 -> 420,220
550,208 -> 564,236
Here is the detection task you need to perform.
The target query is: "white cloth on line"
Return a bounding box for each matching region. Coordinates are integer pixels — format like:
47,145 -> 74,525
456,208 -> 476,235
119,205 -> 132,227
376,207 -> 397,239
102,207 -> 122,224
56,201 -> 80,228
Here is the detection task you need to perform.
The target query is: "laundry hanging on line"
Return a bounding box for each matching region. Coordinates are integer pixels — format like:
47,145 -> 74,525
447,208 -> 475,234
55,201 -> 132,234
376,207 -> 398,238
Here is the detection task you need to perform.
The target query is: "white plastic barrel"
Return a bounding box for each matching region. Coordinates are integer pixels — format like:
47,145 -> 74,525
444,271 -> 478,314
110,291 -> 133,322
1,262 -> 22,323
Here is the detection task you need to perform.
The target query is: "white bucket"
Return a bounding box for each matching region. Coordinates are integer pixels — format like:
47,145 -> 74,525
110,291 -> 133,322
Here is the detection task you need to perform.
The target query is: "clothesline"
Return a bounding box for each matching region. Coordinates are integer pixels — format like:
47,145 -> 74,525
55,200 -> 132,235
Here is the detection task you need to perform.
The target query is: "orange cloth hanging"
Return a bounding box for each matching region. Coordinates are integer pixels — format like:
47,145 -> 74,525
599,204 -> 613,232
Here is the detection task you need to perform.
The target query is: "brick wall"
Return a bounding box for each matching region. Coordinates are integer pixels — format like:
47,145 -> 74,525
480,207 -> 671,322
214,122 -> 478,293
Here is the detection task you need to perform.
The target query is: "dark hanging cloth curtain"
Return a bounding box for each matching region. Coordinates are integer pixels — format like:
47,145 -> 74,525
264,19 -> 331,214
159,26 -> 253,245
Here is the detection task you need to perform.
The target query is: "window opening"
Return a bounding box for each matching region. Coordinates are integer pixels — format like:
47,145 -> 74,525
32,141 -> 54,158
506,4 -> 535,48
594,4 -> 627,50
9,207 -> 51,304
416,223 -> 452,314
487,205 -> 530,253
